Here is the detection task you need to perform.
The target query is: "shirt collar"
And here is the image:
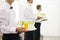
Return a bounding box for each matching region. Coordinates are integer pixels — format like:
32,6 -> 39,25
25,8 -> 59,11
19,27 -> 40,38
27,4 -> 33,8
4,1 -> 14,8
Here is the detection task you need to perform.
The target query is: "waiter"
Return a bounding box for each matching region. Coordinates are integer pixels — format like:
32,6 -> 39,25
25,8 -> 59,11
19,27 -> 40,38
34,5 -> 47,40
0,0 -> 27,40
24,0 -> 36,40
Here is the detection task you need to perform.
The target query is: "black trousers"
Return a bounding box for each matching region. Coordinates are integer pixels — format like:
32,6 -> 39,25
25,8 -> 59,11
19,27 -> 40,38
34,22 -> 41,40
2,34 -> 20,40
24,31 -> 35,40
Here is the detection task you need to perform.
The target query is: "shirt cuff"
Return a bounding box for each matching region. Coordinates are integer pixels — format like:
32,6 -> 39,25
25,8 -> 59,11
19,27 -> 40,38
10,27 -> 17,33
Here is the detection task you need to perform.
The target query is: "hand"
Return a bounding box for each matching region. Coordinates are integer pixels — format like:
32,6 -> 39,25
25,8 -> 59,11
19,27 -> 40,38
36,17 -> 43,20
41,19 -> 47,21
16,27 -> 27,33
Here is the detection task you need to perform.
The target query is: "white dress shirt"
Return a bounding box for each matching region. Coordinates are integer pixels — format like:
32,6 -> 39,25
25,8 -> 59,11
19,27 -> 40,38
24,4 -> 36,21
23,4 -> 36,30
35,11 -> 47,23
0,1 -> 19,34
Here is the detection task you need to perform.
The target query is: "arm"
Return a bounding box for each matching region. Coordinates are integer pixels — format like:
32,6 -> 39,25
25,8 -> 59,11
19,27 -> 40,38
0,23 -> 17,33
0,19 -> 27,34
0,10 -> 26,34
41,19 -> 48,22
35,13 -> 48,22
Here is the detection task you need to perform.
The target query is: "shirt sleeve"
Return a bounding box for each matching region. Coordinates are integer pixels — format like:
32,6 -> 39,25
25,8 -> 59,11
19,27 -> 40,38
35,13 -> 48,22
0,24 -> 17,34
0,9 -> 17,34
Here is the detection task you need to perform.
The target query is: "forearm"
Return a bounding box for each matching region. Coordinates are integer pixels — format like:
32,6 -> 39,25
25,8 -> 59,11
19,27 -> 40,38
0,24 -> 17,34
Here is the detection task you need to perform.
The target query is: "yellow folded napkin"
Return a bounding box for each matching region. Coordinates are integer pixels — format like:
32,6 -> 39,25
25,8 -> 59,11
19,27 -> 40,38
35,13 -> 46,17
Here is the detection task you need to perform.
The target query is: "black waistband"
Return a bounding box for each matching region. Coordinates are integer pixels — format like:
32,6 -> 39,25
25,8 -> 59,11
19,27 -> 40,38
3,33 -> 20,35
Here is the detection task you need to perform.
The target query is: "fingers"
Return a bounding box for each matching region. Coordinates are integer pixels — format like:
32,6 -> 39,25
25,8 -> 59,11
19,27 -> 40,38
37,17 -> 43,20
21,28 -> 27,32
16,28 -> 27,33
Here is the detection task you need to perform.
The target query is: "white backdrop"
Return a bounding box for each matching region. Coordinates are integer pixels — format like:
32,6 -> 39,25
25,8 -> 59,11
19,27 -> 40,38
0,0 -> 60,36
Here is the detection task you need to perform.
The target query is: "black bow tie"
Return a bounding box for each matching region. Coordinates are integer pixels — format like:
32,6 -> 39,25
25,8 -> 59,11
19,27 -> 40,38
10,7 -> 13,9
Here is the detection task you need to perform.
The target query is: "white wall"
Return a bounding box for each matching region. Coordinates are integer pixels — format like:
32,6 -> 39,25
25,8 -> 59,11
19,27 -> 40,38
0,0 -> 3,5
39,0 -> 60,36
